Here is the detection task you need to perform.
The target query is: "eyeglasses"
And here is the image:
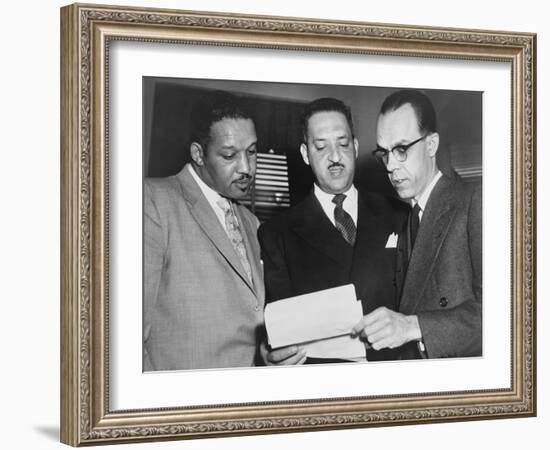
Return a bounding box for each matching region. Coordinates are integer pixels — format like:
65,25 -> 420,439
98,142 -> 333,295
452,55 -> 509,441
372,134 -> 430,165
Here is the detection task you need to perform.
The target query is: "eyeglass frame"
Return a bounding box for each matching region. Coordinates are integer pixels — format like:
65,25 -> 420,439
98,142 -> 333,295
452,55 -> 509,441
371,133 -> 431,165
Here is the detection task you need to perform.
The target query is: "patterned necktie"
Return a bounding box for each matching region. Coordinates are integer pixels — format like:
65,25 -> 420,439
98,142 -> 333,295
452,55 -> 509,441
332,193 -> 357,246
217,197 -> 253,283
409,203 -> 421,250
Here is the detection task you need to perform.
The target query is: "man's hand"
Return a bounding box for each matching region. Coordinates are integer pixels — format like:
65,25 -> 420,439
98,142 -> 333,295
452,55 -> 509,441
351,307 -> 422,350
260,341 -> 307,365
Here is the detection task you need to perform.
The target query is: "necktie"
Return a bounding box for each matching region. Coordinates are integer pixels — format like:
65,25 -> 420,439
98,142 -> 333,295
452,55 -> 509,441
409,203 -> 421,250
217,197 -> 253,282
332,193 -> 357,246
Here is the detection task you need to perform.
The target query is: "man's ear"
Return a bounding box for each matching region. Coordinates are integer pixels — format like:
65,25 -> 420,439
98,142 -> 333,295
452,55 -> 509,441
190,142 -> 205,166
427,132 -> 440,158
300,143 -> 310,166
353,137 -> 359,159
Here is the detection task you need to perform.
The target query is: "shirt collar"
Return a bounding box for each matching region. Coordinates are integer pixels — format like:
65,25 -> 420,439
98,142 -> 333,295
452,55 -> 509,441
412,170 -> 442,211
314,183 -> 357,206
189,164 -> 224,207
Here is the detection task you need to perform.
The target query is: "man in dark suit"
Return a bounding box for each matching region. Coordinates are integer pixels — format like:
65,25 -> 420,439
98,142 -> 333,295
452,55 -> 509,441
352,89 -> 482,359
258,97 -> 404,365
144,93 -> 265,371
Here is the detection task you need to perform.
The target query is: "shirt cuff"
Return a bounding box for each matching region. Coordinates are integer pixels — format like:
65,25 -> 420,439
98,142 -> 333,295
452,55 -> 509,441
417,339 -> 428,359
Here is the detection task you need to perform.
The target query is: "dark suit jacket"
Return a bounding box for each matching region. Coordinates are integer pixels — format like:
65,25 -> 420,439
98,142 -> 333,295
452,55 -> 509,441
258,189 -> 405,361
395,174 -> 482,359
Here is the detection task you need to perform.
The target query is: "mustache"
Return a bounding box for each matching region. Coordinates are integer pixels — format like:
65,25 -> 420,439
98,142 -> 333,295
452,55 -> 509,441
328,162 -> 345,169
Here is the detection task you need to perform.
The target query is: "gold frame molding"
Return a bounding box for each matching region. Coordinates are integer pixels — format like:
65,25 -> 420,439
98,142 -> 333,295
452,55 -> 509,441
60,2 -> 536,446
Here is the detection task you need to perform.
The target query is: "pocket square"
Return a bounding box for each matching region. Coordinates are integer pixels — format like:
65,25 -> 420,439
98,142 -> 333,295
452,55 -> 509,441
385,232 -> 398,248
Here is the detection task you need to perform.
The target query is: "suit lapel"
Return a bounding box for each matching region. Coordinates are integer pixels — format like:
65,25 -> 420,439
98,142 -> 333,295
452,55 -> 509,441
291,192 -> 353,268
400,176 -> 457,314
176,165 -> 256,294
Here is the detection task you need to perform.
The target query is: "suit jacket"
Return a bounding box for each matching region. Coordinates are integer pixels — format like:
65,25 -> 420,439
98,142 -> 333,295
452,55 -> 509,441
143,164 -> 265,371
395,174 -> 482,359
258,189 -> 405,361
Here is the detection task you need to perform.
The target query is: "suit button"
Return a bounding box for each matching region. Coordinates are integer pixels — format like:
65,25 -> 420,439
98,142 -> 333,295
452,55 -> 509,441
439,297 -> 448,307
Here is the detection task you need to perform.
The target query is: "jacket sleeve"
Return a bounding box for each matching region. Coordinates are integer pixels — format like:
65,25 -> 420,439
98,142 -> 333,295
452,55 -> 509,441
142,181 -> 165,370
416,184 -> 482,358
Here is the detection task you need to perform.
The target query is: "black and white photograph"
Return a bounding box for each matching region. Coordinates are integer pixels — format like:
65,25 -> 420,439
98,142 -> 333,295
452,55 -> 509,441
142,77 -> 482,372
57,2 -> 537,447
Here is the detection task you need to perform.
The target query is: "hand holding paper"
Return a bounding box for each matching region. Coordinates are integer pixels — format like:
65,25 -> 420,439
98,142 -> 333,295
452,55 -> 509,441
264,284 -> 366,361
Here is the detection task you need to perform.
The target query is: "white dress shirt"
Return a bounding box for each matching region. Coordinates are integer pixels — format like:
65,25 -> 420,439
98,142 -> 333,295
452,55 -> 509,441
313,184 -> 358,226
189,164 -> 230,233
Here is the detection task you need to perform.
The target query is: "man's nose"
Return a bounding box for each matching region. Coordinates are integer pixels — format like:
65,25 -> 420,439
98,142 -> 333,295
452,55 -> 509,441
385,150 -> 399,172
237,152 -> 251,174
328,145 -> 343,162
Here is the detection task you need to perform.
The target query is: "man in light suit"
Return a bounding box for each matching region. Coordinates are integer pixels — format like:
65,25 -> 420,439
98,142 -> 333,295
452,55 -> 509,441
143,93 -> 264,371
352,89 -> 482,359
258,98 -> 405,365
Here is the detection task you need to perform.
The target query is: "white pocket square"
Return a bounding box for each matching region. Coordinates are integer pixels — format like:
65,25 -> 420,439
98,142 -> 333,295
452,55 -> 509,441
385,233 -> 398,248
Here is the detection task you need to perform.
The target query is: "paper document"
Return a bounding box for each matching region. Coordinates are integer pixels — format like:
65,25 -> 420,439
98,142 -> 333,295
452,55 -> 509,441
264,284 -> 366,360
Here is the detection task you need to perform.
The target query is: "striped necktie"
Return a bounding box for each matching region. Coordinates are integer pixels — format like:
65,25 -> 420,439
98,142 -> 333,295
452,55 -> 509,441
332,193 -> 356,246
217,197 -> 252,282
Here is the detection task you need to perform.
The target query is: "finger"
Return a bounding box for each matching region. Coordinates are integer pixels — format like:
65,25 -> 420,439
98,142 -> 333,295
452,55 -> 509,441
368,327 -> 391,346
278,348 -> 307,365
259,341 -> 269,363
353,315 -> 389,338
351,307 -> 389,335
371,336 -> 394,351
267,346 -> 304,364
356,337 -> 372,349
351,317 -> 371,336
362,318 -> 390,338
266,345 -> 297,363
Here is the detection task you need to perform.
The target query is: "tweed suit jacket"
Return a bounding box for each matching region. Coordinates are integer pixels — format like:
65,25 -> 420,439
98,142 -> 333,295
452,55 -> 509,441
143,164 -> 265,371
258,189 -> 405,361
395,174 -> 482,359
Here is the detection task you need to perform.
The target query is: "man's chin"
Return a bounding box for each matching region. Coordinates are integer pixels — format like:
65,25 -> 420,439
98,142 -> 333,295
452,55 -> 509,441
324,180 -> 352,195
395,188 -> 412,201
228,186 -> 251,200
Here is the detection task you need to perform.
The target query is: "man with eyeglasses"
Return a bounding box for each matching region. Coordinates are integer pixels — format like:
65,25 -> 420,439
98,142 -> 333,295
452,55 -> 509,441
352,89 -> 482,359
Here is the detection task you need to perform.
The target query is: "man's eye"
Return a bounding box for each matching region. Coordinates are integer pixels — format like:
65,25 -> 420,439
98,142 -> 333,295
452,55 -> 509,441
339,139 -> 350,147
248,148 -> 257,156
394,146 -> 407,155
222,154 -> 236,160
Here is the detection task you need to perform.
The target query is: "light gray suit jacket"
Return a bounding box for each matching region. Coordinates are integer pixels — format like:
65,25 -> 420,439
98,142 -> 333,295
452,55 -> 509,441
396,175 -> 482,358
143,164 -> 265,371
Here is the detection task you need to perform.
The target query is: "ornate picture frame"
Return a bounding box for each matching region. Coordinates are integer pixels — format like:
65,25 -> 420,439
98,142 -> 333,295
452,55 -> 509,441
60,3 -> 536,446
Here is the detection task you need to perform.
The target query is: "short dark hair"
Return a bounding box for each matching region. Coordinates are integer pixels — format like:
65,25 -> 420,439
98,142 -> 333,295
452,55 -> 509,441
190,91 -> 254,151
301,97 -> 355,142
379,89 -> 437,133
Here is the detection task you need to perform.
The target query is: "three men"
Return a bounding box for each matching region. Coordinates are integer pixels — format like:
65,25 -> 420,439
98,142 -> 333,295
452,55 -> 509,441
143,93 -> 264,371
258,98 -> 404,364
143,88 -> 482,370
352,89 -> 482,359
